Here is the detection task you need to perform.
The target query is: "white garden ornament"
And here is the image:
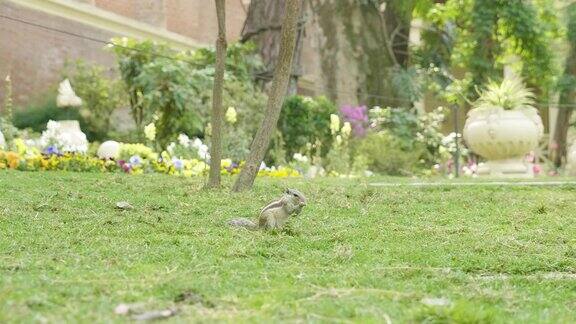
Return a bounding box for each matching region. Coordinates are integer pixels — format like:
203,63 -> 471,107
56,79 -> 83,108
97,141 -> 121,159
463,77 -> 543,178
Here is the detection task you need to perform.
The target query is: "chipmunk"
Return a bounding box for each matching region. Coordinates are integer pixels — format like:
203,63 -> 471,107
228,189 -> 307,230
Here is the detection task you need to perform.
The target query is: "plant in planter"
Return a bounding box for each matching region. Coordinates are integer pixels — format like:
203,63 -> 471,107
463,76 -> 544,177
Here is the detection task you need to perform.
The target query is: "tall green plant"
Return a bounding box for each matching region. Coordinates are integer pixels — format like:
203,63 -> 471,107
108,38 -> 172,138
275,95 -> 336,162
418,0 -> 559,99
473,76 -> 535,111
65,60 -> 127,140
109,38 -> 266,149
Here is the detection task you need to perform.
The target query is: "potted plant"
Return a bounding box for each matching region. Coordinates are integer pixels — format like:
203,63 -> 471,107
463,76 -> 543,177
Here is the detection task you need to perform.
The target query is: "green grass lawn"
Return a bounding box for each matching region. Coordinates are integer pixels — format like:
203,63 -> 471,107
1,171 -> 576,323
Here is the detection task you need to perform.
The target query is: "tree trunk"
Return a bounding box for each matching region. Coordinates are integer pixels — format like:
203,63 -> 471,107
206,0 -> 227,189
302,0 -> 414,107
233,0 -> 302,192
552,107 -> 573,168
241,0 -> 304,95
551,3 -> 576,168
242,1 -> 415,107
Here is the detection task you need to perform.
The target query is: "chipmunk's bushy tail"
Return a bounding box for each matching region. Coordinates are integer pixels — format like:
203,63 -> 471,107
227,218 -> 258,230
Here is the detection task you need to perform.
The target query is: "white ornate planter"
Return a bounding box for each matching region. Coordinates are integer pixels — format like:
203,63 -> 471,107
463,108 -> 543,178
567,142 -> 576,176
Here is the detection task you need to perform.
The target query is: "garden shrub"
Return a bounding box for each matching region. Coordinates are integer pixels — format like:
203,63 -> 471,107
369,106 -> 449,166
12,95 -> 91,137
357,132 -> 425,175
275,95 -> 336,162
108,39 -> 266,151
64,60 -> 127,141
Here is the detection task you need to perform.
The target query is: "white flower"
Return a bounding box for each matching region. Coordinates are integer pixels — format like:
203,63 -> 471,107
186,137 -> 210,161
260,161 -> 267,171
225,107 -> 237,124
197,144 -> 210,161
56,79 -> 82,108
293,153 -> 309,163
167,142 -> 176,155
341,122 -> 352,138
303,96 -> 314,104
191,138 -> 203,149
40,120 -> 88,153
178,133 -> 190,147
144,122 -> 156,141
336,135 -> 342,145
330,114 -> 340,135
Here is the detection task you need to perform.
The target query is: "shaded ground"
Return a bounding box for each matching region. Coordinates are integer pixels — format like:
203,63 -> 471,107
1,171 -> 575,322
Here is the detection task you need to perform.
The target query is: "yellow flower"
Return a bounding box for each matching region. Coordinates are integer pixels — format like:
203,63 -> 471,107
336,135 -> 343,145
144,122 -> 156,141
6,152 -> 20,169
192,161 -> 208,175
14,139 -> 27,155
221,159 -> 232,168
341,122 -> 352,138
330,114 -> 340,135
225,107 -> 237,124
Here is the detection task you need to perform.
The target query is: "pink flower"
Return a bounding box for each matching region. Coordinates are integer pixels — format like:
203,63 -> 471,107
340,105 -> 369,137
525,151 -> 535,163
533,164 -> 542,175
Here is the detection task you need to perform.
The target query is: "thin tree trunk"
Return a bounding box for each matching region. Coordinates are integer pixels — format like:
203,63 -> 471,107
233,0 -> 302,192
552,107 -> 573,168
206,0 -> 227,188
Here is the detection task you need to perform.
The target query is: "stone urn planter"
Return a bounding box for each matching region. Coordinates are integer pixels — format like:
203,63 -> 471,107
462,76 -> 543,178
463,109 -> 543,177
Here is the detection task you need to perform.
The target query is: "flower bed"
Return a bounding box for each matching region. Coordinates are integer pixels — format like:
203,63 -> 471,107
0,149 -> 299,178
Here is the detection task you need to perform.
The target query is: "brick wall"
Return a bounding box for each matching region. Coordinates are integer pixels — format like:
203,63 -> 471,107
0,0 -> 248,107
0,2 -> 116,107
165,0 -> 247,43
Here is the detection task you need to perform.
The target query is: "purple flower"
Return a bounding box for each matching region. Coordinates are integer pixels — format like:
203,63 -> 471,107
122,163 -> 132,173
129,155 -> 142,166
340,105 -> 369,137
118,160 -> 132,173
172,158 -> 184,170
43,145 -> 60,156
226,162 -> 239,173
